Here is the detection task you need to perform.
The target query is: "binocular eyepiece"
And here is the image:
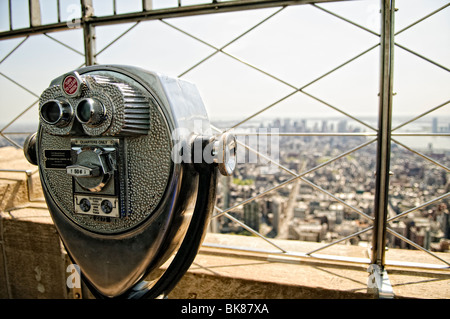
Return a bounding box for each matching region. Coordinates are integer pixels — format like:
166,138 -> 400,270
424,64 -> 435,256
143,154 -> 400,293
75,98 -> 106,126
40,99 -> 73,127
24,65 -> 236,298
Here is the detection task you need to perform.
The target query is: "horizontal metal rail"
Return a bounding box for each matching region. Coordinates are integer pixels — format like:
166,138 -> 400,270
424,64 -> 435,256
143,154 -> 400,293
0,0 -> 351,40
201,242 -> 450,271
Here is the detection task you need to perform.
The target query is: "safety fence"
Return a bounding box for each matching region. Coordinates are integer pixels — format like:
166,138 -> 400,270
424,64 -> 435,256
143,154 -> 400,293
0,0 -> 449,297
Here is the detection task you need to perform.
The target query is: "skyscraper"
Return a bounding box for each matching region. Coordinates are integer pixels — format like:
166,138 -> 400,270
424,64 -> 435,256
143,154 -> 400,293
432,117 -> 438,133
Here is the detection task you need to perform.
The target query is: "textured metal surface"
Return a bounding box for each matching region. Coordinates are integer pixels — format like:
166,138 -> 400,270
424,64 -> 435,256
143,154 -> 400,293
39,73 -> 153,136
38,71 -> 172,234
36,65 -> 215,297
85,75 -> 152,136
39,86 -> 75,136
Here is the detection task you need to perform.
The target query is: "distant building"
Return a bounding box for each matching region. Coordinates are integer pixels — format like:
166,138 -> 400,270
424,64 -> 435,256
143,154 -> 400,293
337,119 -> 347,133
244,201 -> 260,232
432,117 -> 438,133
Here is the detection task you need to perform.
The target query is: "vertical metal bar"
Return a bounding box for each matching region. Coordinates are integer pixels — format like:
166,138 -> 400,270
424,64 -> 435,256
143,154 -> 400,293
81,0 -> 96,66
142,0 -> 153,11
57,0 -> 61,23
26,170 -> 33,201
371,0 -> 395,268
29,0 -> 42,27
8,0 -> 12,30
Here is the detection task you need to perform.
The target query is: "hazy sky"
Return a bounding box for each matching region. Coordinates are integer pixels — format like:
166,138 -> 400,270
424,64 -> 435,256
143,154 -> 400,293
0,0 -> 449,132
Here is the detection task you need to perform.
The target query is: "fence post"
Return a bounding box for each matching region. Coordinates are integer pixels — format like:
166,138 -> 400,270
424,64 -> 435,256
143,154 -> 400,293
369,0 -> 395,298
81,0 -> 96,66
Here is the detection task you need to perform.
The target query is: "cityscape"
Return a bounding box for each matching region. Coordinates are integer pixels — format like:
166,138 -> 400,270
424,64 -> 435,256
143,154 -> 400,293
1,116 -> 449,253
210,116 -> 450,253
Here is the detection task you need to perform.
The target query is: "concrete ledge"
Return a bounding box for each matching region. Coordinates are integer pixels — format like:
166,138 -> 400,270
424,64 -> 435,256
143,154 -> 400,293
194,234 -> 450,299
1,207 -> 449,299
0,207 -> 67,298
168,248 -> 372,299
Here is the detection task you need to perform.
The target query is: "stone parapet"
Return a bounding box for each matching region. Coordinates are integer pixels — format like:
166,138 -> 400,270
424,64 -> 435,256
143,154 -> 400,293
1,207 -> 449,299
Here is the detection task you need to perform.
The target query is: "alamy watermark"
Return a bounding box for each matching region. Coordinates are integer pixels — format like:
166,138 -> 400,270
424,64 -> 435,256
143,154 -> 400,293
66,264 -> 81,289
171,120 -> 280,172
66,4 -> 94,29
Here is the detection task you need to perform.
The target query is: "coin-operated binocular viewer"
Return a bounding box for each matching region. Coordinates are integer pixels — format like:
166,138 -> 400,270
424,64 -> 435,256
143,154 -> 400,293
23,65 -> 237,298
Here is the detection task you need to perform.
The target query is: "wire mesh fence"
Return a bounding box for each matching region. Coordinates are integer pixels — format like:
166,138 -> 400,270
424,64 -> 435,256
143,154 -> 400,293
0,0 -> 449,271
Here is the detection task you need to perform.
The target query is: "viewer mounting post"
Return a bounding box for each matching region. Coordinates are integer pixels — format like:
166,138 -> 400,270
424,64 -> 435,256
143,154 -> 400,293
369,0 -> 395,299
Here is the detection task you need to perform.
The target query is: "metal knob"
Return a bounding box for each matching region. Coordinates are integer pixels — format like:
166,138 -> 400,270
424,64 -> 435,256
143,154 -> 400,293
213,133 -> 237,176
23,132 -> 38,166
